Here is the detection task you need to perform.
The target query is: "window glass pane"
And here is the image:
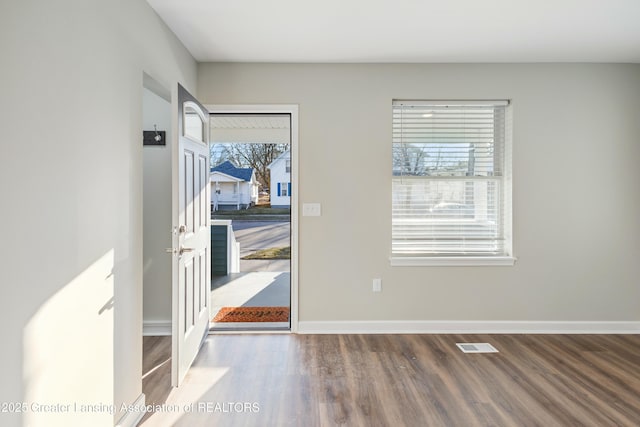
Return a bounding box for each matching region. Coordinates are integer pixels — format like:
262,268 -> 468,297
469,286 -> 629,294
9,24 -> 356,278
393,105 -> 504,178
184,104 -> 204,141
392,101 -> 510,258
392,178 -> 501,254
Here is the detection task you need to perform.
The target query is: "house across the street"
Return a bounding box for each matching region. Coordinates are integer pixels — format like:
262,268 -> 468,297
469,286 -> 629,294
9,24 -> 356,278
210,161 -> 259,210
268,149 -> 291,208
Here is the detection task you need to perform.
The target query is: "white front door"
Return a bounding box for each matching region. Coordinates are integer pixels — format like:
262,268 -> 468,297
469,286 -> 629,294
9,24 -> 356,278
172,84 -> 210,386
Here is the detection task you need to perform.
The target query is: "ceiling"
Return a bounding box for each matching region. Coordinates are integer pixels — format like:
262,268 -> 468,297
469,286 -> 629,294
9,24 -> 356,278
146,0 -> 640,63
210,115 -> 291,144
211,115 -> 290,130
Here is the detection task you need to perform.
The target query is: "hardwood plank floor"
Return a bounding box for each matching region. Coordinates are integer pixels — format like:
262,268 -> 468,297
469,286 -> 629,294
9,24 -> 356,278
141,334 -> 640,426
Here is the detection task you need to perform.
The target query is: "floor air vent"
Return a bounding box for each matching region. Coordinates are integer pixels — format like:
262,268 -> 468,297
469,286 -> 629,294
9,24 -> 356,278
456,343 -> 499,353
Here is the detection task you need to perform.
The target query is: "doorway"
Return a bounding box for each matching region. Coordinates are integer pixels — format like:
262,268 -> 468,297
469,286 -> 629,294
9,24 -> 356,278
142,74 -> 172,335
141,74 -> 173,417
206,106 -> 299,332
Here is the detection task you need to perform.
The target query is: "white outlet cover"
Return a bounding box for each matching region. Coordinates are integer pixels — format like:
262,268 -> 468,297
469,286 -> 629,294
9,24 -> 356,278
302,203 -> 321,216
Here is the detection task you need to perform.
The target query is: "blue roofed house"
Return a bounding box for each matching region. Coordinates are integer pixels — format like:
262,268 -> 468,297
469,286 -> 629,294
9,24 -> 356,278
211,161 -> 260,210
268,149 -> 291,208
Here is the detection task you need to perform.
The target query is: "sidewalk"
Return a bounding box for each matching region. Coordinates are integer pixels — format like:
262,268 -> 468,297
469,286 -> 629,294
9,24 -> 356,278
241,258 -> 290,272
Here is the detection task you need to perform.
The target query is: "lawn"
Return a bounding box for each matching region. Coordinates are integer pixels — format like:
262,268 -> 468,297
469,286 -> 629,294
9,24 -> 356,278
242,246 -> 291,260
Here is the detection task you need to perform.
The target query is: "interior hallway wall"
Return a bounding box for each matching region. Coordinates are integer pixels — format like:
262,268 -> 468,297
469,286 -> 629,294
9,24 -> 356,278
143,87 -> 172,327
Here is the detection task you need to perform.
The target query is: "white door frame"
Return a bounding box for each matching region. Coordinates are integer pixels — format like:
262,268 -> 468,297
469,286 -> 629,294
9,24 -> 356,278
206,104 -> 299,333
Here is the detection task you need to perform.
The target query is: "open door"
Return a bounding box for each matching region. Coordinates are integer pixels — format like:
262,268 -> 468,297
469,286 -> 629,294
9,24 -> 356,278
171,84 -> 210,386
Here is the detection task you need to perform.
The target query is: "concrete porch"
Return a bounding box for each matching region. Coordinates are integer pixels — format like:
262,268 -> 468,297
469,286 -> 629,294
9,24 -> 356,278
210,271 -> 290,330
210,220 -> 291,330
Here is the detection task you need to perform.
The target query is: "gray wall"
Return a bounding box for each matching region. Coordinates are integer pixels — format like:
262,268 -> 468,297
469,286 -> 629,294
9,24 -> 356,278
143,87 -> 172,325
0,0 -> 197,425
198,63 -> 640,323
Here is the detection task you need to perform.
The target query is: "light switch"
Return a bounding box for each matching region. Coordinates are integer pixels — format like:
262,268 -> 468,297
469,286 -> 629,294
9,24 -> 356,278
302,203 -> 322,216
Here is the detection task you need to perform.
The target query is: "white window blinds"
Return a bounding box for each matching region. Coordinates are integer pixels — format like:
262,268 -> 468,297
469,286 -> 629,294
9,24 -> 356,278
392,100 -> 511,258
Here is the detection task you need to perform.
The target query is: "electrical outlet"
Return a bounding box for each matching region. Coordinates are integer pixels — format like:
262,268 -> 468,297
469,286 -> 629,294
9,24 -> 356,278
373,278 -> 382,292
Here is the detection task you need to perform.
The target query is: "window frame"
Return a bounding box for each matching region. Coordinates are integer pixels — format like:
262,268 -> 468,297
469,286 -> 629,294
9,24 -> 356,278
280,182 -> 289,197
390,100 -> 515,267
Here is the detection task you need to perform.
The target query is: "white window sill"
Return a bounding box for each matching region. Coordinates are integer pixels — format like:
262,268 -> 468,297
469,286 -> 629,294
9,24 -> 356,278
390,256 -> 516,267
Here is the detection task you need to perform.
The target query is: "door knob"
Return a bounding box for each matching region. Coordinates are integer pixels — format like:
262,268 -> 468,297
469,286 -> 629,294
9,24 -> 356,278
166,246 -> 194,255
179,246 -> 194,255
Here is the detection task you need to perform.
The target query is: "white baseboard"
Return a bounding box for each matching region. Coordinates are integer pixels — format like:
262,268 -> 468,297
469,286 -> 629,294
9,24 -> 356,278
143,320 -> 171,336
115,393 -> 145,427
297,320 -> 640,334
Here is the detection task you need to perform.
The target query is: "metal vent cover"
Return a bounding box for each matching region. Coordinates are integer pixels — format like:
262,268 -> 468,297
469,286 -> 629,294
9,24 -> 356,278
456,343 -> 499,353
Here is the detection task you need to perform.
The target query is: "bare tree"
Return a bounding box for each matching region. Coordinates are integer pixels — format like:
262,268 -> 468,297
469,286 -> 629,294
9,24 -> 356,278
211,143 -> 288,190
393,143 -> 428,176
210,143 -> 230,166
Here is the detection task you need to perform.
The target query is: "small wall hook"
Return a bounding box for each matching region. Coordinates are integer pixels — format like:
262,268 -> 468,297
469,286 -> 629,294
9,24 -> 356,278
154,124 -> 162,142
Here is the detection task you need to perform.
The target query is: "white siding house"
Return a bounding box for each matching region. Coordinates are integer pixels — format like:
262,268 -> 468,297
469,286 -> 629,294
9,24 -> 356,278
268,149 -> 291,208
211,161 -> 259,210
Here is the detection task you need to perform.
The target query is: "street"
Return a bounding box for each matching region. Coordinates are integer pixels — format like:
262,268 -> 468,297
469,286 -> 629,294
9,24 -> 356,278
231,220 -> 291,258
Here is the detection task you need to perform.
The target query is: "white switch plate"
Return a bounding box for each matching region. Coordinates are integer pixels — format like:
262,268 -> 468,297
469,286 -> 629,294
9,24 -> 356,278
302,203 -> 321,216
373,278 -> 382,292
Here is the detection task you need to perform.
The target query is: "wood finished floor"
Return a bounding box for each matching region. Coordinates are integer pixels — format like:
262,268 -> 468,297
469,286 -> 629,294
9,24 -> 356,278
141,334 -> 640,427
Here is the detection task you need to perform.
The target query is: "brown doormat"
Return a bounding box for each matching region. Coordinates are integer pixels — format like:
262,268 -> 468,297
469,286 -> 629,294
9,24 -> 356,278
212,306 -> 289,323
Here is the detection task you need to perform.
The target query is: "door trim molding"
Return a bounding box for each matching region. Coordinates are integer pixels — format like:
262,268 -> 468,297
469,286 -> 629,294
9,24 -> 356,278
205,104 -> 300,333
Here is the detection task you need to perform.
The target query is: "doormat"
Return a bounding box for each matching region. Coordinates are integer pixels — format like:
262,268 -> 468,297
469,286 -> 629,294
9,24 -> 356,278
212,306 -> 289,323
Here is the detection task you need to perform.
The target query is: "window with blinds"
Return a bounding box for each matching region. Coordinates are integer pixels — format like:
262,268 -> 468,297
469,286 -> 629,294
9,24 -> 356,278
391,100 -> 512,263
